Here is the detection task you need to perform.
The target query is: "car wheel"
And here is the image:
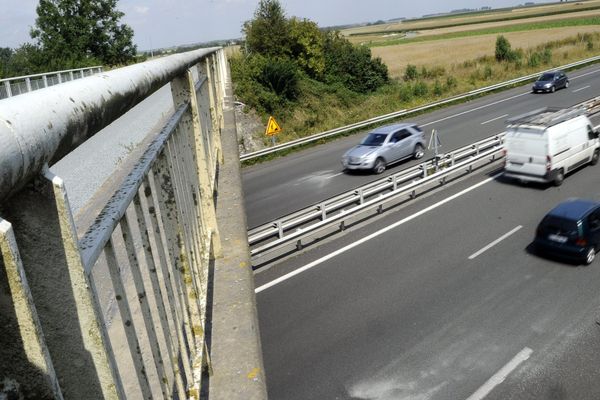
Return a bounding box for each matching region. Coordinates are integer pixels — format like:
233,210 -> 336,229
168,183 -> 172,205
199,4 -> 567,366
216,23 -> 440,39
413,144 -> 424,160
591,150 -> 599,166
550,85 -> 555,93
585,247 -> 595,265
553,169 -> 564,186
373,158 -> 386,174
565,80 -> 569,88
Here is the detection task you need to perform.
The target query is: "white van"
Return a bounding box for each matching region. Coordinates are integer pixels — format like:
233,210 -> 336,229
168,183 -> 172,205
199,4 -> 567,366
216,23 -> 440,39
503,107 -> 599,186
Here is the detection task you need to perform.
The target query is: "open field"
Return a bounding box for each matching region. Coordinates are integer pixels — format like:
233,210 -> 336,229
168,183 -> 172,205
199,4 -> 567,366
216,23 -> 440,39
342,0 -> 600,37
373,26 -> 600,78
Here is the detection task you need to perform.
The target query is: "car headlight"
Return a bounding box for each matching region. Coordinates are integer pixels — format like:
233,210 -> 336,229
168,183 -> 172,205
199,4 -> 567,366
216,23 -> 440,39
544,83 -> 552,87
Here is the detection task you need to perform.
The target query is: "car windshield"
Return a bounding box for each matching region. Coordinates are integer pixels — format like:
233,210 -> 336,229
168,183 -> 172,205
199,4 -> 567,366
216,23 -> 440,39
539,73 -> 555,81
361,133 -> 388,146
540,216 -> 578,235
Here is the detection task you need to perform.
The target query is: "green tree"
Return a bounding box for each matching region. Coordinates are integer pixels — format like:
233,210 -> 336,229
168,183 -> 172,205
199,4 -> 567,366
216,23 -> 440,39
323,31 -> 388,93
243,0 -> 290,58
495,35 -> 513,61
288,17 -> 325,78
31,0 -> 136,68
0,48 -> 13,78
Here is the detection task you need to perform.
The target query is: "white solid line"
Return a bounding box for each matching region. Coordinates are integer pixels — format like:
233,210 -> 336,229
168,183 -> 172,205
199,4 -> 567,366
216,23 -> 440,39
421,92 -> 529,128
481,114 -> 509,125
468,225 -> 523,260
255,174 -> 498,293
572,85 -> 590,93
465,347 -> 533,400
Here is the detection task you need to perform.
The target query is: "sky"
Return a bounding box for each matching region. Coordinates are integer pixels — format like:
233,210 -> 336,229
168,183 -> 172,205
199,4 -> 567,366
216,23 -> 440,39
1,0 -> 538,51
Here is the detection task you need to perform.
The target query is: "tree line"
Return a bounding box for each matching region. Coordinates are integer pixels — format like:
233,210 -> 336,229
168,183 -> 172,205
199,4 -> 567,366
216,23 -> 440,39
1,0 -> 136,79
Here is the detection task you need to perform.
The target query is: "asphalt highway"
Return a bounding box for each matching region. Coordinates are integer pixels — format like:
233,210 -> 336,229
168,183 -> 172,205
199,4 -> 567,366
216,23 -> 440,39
255,160 -> 600,399
243,64 -> 600,228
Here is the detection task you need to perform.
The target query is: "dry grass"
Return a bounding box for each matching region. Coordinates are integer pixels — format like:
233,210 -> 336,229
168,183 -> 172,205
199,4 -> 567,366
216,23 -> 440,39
373,26 -> 600,78
342,0 -> 600,37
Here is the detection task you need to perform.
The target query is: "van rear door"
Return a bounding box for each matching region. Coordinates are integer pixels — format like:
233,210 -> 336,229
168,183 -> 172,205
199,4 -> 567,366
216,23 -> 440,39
505,130 -> 547,177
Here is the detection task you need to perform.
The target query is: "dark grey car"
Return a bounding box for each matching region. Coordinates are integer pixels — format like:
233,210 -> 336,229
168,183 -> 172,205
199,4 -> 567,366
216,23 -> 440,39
532,70 -> 569,93
341,123 -> 425,174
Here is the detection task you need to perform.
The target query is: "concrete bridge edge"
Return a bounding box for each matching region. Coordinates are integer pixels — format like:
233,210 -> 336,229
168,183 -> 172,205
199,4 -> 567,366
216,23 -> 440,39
208,68 -> 268,399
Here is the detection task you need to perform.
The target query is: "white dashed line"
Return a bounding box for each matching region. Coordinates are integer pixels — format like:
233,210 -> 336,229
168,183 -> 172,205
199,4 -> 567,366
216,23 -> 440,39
466,347 -> 533,400
481,114 -> 509,125
573,85 -> 590,93
468,225 -> 522,260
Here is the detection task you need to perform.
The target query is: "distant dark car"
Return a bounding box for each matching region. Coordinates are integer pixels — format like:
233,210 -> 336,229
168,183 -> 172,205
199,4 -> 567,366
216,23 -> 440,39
532,71 -> 569,93
534,199 -> 600,264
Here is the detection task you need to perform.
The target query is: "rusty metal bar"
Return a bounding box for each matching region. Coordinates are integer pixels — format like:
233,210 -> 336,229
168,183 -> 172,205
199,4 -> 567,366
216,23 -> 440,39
103,238 -> 153,399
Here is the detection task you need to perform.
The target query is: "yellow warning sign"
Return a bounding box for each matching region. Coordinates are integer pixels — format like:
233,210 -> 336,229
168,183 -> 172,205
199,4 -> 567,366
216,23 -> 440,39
265,116 -> 282,136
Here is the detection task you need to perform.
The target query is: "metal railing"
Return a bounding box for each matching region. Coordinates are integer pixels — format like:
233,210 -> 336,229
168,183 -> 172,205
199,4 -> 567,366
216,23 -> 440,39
240,54 -> 600,162
0,66 -> 103,99
0,48 -> 264,399
248,134 -> 505,259
249,95 -> 600,261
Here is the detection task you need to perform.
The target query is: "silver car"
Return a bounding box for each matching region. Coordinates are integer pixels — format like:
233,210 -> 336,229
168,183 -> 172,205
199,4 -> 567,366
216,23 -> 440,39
341,123 -> 426,174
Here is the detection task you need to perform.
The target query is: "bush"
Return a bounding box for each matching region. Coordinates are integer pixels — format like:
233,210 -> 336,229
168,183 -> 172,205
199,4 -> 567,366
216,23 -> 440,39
413,81 -> 428,97
483,65 -> 493,80
495,35 -> 512,61
445,75 -> 457,89
433,80 -> 443,96
404,64 -> 418,81
399,84 -> 413,102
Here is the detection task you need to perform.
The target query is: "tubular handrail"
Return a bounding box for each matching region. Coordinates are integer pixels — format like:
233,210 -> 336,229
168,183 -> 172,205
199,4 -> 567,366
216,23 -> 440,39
240,54 -> 600,162
0,66 -> 103,83
0,48 -> 220,202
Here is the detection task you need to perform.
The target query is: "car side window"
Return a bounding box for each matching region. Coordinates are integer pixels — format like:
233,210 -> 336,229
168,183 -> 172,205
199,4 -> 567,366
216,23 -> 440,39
589,211 -> 600,230
588,125 -> 596,140
391,130 -> 410,143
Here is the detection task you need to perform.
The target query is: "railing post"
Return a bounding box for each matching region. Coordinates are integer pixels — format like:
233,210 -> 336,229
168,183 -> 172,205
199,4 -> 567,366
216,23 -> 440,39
0,168 -> 123,399
42,75 -> 48,88
57,73 -> 62,84
4,81 -> 12,97
25,77 -> 32,92
0,219 -> 64,400
172,71 -> 222,258
200,57 -> 224,164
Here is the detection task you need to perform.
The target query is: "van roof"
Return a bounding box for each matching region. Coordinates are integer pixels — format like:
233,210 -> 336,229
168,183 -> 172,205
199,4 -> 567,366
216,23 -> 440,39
507,107 -> 586,129
547,199 -> 600,221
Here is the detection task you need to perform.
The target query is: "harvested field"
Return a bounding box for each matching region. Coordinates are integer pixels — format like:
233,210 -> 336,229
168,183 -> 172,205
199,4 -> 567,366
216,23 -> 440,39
373,26 -> 600,78
343,0 -> 600,37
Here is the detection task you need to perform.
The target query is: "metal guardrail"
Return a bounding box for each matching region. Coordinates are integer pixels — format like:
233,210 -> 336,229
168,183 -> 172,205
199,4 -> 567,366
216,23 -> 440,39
249,95 -> 600,260
249,134 -> 505,258
0,49 -> 239,399
240,54 -> 600,162
0,66 -> 103,99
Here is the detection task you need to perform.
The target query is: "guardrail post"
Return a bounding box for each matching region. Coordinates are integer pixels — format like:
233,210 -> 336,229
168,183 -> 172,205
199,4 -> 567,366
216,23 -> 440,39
80,69 -> 85,79
4,81 -> 12,97
277,221 -> 284,239
25,78 -> 32,92
0,218 -> 64,400
57,73 -> 62,84
1,169 -> 123,399
42,75 -> 48,88
319,203 -> 326,220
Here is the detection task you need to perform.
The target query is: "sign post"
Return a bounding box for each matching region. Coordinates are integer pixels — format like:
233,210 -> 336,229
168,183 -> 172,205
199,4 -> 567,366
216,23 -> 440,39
265,116 -> 282,146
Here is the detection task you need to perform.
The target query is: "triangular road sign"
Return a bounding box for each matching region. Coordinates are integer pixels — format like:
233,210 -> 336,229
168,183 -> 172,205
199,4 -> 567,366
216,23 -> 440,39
265,116 -> 282,136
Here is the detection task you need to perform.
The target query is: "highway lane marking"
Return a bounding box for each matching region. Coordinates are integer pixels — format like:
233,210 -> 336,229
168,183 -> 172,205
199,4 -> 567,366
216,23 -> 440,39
327,172 -> 345,179
421,92 -> 529,128
481,114 -> 509,125
572,85 -> 590,93
465,347 -> 533,400
255,174 -> 498,293
468,225 -> 523,260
